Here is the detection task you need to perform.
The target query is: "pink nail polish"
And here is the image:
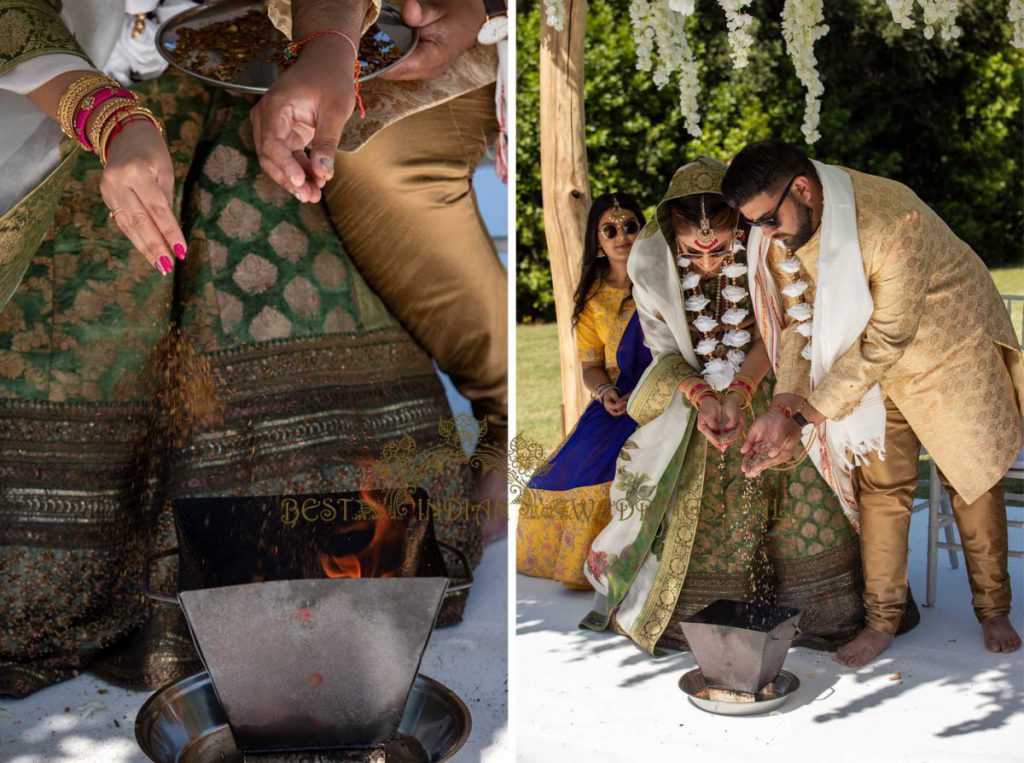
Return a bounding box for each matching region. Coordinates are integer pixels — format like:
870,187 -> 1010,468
173,243 -> 186,260
160,255 -> 173,274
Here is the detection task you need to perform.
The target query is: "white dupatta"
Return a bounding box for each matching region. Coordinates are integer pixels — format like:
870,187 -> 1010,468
582,201 -> 701,635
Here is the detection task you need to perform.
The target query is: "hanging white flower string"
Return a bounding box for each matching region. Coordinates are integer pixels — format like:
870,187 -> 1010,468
918,0 -> 961,40
541,2 -> 1018,142
885,0 -> 916,28
629,0 -> 703,136
718,0 -> 757,68
781,0 -> 829,144
543,0 -> 567,32
1011,0 -> 1024,48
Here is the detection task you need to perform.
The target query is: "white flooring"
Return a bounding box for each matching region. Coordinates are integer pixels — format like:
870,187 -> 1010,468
516,506 -> 1024,763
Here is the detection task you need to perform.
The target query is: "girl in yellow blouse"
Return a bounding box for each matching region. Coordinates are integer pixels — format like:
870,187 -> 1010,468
517,193 -> 652,587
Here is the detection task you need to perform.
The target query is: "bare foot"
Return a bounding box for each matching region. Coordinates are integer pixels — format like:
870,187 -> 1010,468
981,616 -> 1022,653
835,627 -> 894,668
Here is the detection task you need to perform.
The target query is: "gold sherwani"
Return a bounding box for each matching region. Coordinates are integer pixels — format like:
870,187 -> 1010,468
768,167 -> 1021,628
769,168 -> 1024,504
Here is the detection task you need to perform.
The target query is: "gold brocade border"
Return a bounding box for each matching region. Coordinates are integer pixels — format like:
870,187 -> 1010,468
0,143 -> 79,310
627,354 -> 696,427
0,1 -> 92,77
630,432 -> 707,653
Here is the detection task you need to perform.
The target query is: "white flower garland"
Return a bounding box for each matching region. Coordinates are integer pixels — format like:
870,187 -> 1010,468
718,0 -> 757,69
779,256 -> 815,360
677,241 -> 752,390
781,0 -> 829,144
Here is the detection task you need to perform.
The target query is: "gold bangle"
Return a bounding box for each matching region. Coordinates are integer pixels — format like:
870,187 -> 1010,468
87,97 -> 138,154
733,372 -> 755,389
57,74 -> 118,140
727,388 -> 753,408
97,108 -> 163,165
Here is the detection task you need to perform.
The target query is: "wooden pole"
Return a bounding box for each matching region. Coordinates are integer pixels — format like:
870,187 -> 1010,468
539,0 -> 591,435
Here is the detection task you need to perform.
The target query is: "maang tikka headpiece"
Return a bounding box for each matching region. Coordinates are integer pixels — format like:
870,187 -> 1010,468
693,194 -> 720,251
606,197 -> 632,226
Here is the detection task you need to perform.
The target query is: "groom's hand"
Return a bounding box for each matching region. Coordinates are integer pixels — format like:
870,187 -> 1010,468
380,0 -> 486,81
250,35 -> 357,203
740,408 -> 802,477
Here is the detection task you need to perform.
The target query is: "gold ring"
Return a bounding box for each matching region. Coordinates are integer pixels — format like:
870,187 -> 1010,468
108,207 -> 124,218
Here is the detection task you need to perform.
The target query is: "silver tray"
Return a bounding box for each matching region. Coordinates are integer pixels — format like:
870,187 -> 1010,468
136,672 -> 471,762
156,0 -> 417,94
678,668 -> 800,716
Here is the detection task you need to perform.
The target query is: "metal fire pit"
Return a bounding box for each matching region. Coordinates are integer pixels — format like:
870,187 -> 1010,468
175,578 -> 447,754
136,671 -> 470,762
143,492 -> 472,624
679,599 -> 802,694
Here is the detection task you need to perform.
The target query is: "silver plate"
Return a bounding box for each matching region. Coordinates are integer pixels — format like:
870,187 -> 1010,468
136,672 -> 471,763
678,668 -> 800,716
156,0 -> 417,94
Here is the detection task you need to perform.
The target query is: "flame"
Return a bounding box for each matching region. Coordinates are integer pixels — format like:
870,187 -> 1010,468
320,490 -> 405,578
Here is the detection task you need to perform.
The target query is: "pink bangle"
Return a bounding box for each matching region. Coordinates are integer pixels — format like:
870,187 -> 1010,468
74,86 -> 136,149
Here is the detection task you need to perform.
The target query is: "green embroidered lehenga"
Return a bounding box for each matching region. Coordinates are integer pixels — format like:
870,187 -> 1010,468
580,159 -> 868,654
0,7 -> 477,698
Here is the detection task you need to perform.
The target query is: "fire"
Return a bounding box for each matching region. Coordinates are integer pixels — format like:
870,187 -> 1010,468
320,490 -> 405,578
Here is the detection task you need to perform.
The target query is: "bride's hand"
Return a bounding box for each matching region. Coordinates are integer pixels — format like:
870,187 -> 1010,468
718,392 -> 747,450
100,121 -> 186,276
696,395 -> 728,452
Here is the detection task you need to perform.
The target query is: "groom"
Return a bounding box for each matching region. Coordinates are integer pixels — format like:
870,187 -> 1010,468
723,139 -> 1023,666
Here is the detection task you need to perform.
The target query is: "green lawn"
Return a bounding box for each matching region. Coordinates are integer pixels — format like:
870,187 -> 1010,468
516,322 -> 563,454
517,265 -> 1024,469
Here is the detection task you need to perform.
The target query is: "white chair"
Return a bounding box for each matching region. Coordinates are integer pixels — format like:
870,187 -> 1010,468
920,293 -> 1024,606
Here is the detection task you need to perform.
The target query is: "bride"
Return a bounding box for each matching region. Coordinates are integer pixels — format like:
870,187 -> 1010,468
580,157 -> 910,654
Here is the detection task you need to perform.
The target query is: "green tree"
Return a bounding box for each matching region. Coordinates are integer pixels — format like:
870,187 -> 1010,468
517,0 -> 1023,322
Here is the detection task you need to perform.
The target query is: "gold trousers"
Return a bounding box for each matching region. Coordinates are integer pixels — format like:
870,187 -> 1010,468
324,85 -> 507,443
856,396 -> 1011,633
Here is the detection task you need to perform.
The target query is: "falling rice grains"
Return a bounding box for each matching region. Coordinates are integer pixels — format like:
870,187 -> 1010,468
738,472 -> 777,630
145,325 -> 225,447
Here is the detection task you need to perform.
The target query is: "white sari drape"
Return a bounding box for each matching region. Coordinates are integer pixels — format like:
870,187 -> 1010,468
582,217 -> 701,634
748,161 -> 886,528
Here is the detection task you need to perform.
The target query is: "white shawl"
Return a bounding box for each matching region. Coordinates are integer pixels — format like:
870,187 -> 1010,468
748,160 -> 886,528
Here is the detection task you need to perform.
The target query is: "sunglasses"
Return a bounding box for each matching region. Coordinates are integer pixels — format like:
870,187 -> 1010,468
600,219 -> 641,240
745,175 -> 798,229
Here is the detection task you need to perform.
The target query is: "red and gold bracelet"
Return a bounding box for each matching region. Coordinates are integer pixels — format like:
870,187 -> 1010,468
282,30 -> 366,118
74,85 -> 136,147
98,109 -> 163,165
57,74 -> 119,145
686,380 -> 717,408
727,373 -> 755,407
